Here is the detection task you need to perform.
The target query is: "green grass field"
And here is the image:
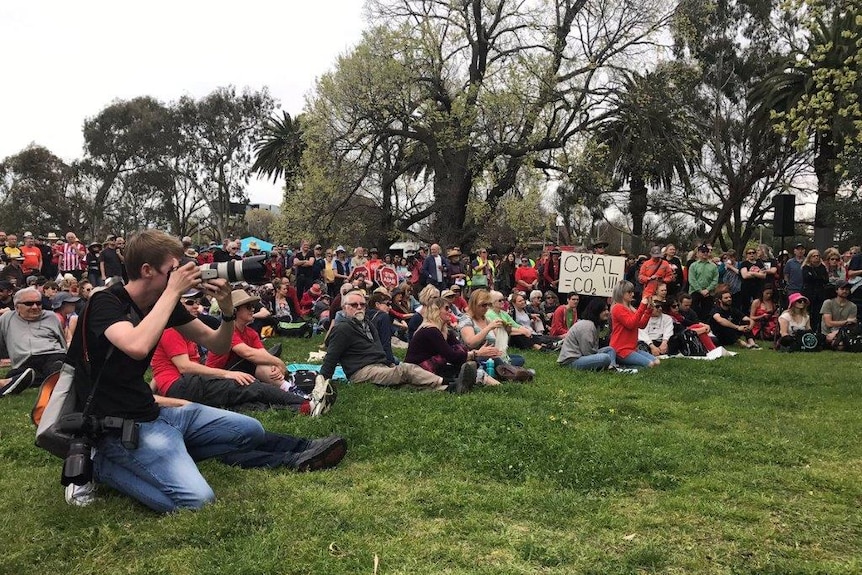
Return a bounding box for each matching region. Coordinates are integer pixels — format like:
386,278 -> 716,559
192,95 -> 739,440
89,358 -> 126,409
1,339 -> 860,574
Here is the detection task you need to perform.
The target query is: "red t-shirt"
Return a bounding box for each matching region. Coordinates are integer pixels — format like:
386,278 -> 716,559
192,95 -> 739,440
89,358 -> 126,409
515,266 -> 539,289
151,328 -> 199,395
205,325 -> 263,370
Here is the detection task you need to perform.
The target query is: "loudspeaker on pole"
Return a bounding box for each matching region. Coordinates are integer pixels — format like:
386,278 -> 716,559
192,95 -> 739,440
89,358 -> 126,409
773,194 -> 795,237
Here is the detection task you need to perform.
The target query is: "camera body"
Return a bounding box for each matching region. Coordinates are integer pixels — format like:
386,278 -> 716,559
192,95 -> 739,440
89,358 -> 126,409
59,413 -> 139,486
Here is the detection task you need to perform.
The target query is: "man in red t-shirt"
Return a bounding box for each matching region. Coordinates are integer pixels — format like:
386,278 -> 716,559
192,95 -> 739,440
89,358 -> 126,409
152,290 -> 328,415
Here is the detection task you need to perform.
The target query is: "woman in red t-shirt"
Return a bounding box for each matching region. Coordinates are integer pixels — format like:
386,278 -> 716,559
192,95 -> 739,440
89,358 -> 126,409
610,280 -> 660,368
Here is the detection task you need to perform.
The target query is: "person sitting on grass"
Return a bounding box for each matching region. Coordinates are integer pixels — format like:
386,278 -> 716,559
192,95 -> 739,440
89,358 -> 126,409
366,292 -> 399,366
205,290 -> 298,388
666,295 -> 717,352
151,289 -> 331,416
710,288 -> 758,349
549,291 -> 579,337
405,297 -> 501,386
610,280 -> 660,368
778,292 -> 812,343
637,299 -> 674,357
557,298 -> 621,371
407,284 -> 441,340
320,289 -> 477,394
485,290 -> 548,353
0,287 -> 67,396
820,280 -> 857,349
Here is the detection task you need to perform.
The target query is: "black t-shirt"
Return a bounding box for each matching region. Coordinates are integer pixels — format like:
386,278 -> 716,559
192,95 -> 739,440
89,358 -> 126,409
710,304 -> 744,328
101,246 -> 123,277
294,250 -> 314,280
70,284 -> 193,421
739,259 -> 765,297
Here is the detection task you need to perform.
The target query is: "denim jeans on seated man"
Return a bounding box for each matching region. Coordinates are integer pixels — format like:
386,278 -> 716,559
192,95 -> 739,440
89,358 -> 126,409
94,403 -> 265,513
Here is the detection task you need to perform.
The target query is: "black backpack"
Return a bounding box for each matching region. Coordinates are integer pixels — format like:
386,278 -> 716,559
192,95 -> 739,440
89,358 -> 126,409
668,328 -> 707,357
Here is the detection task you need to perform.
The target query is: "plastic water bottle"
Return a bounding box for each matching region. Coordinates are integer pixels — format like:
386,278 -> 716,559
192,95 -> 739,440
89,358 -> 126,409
486,358 -> 495,378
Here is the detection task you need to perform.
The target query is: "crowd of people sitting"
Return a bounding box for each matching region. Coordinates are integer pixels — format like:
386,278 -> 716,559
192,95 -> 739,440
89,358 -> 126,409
1,229 -> 860,513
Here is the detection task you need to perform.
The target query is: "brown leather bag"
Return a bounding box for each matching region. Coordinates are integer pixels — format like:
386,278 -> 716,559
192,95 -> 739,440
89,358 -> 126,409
495,362 -> 533,382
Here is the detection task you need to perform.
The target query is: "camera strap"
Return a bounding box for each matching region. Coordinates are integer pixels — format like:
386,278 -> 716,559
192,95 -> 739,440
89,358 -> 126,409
77,291 -> 119,420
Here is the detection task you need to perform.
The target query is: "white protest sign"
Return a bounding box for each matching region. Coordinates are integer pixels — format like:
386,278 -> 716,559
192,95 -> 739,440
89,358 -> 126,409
558,251 -> 626,297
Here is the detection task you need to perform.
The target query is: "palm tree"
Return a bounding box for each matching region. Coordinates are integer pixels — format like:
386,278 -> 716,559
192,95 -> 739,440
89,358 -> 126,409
752,5 -> 860,248
595,65 -> 703,255
252,111 -> 305,186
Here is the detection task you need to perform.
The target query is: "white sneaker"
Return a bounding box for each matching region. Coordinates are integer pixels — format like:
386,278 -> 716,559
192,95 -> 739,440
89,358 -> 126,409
309,375 -> 334,417
65,481 -> 97,507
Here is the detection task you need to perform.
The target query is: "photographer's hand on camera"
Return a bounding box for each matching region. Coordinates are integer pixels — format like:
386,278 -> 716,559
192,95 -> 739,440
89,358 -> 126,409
201,277 -> 234,319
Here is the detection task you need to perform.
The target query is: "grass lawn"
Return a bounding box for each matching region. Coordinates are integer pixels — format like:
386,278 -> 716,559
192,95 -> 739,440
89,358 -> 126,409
1,338 -> 860,574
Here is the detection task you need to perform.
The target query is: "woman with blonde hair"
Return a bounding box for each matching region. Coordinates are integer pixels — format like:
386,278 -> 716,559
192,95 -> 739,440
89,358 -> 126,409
405,297 -> 500,385
610,280 -> 659,368
457,289 -> 510,363
407,284 -> 441,340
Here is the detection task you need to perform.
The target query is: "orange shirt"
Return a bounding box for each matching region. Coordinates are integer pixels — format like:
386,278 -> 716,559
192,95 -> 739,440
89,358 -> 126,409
20,245 -> 42,273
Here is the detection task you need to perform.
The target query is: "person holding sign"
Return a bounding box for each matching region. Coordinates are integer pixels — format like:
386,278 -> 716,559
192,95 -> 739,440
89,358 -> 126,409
610,280 -> 660,368
638,246 -> 675,300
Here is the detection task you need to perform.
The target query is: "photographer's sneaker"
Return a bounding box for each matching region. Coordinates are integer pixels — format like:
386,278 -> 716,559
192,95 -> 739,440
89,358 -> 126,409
453,361 -> 477,394
309,375 -> 335,417
286,435 -> 347,472
1,368 -> 35,396
65,481 -> 97,507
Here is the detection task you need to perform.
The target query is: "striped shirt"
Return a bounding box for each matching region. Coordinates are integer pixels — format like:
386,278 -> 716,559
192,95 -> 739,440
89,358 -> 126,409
60,242 -> 85,271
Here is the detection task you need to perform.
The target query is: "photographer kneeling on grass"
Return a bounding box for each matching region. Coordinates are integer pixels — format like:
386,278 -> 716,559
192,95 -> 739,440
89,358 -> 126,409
65,230 -> 344,512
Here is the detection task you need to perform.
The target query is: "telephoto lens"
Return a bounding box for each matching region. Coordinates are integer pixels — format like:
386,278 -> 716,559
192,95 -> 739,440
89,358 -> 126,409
198,255 -> 267,284
61,439 -> 93,486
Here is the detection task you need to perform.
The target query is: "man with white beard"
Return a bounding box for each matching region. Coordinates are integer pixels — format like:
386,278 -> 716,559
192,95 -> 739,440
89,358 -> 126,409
319,290 -> 476,393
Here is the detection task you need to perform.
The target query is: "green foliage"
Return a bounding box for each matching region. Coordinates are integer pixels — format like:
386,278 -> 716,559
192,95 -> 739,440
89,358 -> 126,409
2,338 -> 861,574
0,145 -> 79,235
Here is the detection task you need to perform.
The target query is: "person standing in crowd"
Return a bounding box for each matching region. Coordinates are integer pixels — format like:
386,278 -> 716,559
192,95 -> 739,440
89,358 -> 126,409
421,244 -> 449,290
783,242 -> 807,297
292,240 -> 315,298
60,232 -> 86,280
663,244 -> 685,296
687,244 -> 719,321
86,242 -> 103,287
38,233 -> 58,279
100,236 -> 125,286
470,248 -> 493,291
20,232 -> 43,276
738,246 -> 768,311
801,249 -> 829,333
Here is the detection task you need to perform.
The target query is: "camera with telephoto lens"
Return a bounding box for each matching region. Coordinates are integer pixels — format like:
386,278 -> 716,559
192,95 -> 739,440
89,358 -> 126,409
59,413 -> 140,486
198,255 -> 267,284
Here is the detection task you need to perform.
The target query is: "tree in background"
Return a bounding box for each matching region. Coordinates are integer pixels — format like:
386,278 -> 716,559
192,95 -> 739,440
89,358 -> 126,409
297,0 -> 675,249
0,145 -> 79,236
595,63 -> 703,255
755,0 -> 861,248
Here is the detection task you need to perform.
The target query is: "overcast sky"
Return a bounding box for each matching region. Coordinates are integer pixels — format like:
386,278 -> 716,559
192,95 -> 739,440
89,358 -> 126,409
0,0 -> 367,205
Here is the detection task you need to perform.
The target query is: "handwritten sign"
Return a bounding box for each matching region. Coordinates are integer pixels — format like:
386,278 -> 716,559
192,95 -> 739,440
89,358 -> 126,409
558,252 -> 626,297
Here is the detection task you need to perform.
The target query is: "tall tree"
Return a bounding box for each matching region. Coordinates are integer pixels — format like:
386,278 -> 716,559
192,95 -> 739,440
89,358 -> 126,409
80,96 -> 174,234
595,64 -> 703,255
301,0 -> 676,248
252,111 -> 306,192
174,86 -> 276,239
0,145 -> 80,236
754,0 -> 861,248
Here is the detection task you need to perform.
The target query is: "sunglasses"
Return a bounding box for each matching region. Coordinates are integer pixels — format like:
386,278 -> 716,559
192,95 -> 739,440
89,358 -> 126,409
746,251 -> 755,254
182,299 -> 200,306
345,302 -> 367,309
828,257 -> 840,260
242,303 -> 258,311
19,301 -> 43,307
479,302 -> 492,308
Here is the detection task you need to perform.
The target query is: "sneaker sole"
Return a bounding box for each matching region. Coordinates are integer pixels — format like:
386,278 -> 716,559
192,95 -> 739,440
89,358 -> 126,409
2,368 -> 34,396
456,361 -> 477,394
295,436 -> 347,472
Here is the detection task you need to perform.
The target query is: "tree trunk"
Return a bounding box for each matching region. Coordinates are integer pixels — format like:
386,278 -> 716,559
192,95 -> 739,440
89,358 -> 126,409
629,176 -> 648,255
813,133 -> 839,250
431,146 -> 474,249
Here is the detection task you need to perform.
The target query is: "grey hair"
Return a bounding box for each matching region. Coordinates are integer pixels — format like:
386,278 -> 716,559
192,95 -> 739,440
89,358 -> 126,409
13,287 -> 41,306
612,280 -> 635,304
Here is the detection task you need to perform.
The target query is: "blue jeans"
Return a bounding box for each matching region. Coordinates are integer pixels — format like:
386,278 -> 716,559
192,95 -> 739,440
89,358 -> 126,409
618,349 -> 656,367
94,403 -> 265,513
568,346 -> 617,371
